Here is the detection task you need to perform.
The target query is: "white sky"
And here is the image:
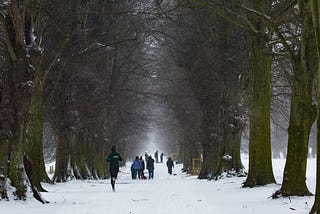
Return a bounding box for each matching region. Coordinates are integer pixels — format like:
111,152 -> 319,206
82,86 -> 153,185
141,131 -> 167,156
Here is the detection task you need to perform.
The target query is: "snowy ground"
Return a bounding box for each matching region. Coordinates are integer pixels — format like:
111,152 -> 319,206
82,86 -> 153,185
1,155 -> 316,214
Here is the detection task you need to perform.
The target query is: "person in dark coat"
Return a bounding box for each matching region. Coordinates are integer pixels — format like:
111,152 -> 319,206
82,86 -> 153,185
106,145 -> 123,191
130,163 -> 135,179
146,156 -> 155,179
139,156 -> 146,179
160,152 -> 164,163
166,157 -> 174,175
145,152 -> 149,164
131,156 -> 142,179
154,150 -> 159,163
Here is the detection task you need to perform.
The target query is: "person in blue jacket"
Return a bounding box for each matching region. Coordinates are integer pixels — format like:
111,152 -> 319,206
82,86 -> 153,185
131,156 -> 141,179
106,145 -> 122,191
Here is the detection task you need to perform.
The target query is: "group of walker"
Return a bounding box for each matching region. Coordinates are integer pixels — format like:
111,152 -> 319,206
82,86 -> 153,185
130,151 -> 175,180
106,145 -> 175,192
131,156 -> 151,179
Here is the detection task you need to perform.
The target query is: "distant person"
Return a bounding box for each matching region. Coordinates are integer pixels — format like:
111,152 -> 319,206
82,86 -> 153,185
147,156 -> 155,179
131,156 -> 142,179
145,152 -> 149,164
160,152 -> 164,163
106,145 -> 123,192
154,150 -> 159,163
139,156 -> 146,179
166,157 -> 174,175
130,163 -> 135,179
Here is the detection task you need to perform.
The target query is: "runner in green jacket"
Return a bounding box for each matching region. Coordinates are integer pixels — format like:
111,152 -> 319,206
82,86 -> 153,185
106,145 -> 123,191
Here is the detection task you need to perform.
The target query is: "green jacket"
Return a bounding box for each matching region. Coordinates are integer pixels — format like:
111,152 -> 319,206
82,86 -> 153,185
106,151 -> 123,168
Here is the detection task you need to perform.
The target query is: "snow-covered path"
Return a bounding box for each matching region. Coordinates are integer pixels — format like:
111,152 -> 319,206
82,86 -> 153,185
2,157 -> 316,214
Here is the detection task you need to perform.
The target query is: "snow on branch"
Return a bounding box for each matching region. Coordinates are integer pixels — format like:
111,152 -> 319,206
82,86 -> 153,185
78,42 -> 113,55
78,36 -> 138,56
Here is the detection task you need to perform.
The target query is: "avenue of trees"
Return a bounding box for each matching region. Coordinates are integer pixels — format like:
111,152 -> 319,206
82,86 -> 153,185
1,0 -> 320,213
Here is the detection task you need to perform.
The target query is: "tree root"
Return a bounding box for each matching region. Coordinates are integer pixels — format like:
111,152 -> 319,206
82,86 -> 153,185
270,189 -> 282,199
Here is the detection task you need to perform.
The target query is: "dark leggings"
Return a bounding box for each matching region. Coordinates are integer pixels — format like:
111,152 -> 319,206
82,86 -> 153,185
110,168 -> 119,179
110,167 -> 119,190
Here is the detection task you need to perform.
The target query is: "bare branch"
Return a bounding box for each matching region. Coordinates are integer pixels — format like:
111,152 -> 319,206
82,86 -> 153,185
43,24 -> 80,82
0,12 -> 17,61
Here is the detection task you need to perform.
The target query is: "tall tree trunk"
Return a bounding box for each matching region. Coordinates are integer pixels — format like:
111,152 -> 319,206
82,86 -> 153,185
310,0 -> 320,212
70,129 -> 84,180
4,43 -> 33,200
0,0 -> 43,199
0,140 -> 9,174
243,29 -> 275,187
181,131 -> 199,174
280,63 -> 315,196
199,118 -> 221,179
26,77 -> 52,191
218,15 -> 246,176
94,134 -> 107,178
1,61 -> 29,199
52,127 -> 70,182
280,1 -> 316,196
199,143 -> 220,179
87,137 -> 95,179
177,136 -> 188,171
221,116 -> 244,174
78,129 -> 91,179
9,121 -> 27,199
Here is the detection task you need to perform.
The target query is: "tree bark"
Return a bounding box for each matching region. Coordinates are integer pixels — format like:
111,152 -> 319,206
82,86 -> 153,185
221,116 -> 244,173
280,1 -> 316,196
52,126 -> 71,182
9,121 -> 27,199
243,27 -> 275,187
198,117 -> 221,179
0,0 -> 44,199
26,77 -> 52,191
